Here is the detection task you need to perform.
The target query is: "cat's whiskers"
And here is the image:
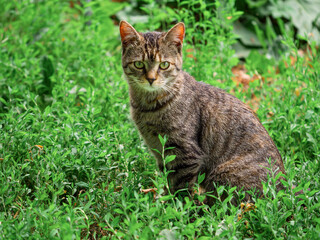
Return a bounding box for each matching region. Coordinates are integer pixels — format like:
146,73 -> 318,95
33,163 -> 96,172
126,76 -> 138,84
162,85 -> 174,95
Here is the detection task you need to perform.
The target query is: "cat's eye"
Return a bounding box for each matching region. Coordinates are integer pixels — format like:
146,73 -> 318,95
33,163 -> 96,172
159,61 -> 170,70
134,61 -> 144,69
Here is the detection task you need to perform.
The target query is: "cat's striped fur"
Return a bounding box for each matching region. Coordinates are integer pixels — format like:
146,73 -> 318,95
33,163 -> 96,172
120,21 -> 285,204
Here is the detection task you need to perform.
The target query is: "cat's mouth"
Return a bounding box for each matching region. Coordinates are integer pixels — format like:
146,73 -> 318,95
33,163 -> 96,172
140,80 -> 164,91
141,84 -> 162,91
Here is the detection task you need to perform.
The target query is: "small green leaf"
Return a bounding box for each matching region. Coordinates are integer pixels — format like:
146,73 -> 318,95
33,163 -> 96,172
159,195 -> 175,201
228,186 -> 237,194
158,134 -> 167,147
165,155 -> 176,164
159,229 -> 176,240
0,97 -> 7,105
310,202 -> 320,211
75,182 -> 89,188
93,106 -> 102,115
198,173 -> 206,184
152,148 -> 162,155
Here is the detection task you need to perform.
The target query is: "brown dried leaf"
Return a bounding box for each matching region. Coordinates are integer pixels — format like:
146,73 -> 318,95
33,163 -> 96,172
28,145 -> 45,161
141,188 -> 157,201
246,93 -> 261,112
114,185 -> 122,192
238,202 -> 256,221
13,210 -> 20,219
231,64 -> 261,90
186,48 -> 197,60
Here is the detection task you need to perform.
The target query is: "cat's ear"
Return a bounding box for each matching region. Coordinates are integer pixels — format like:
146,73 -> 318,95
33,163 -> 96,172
164,22 -> 185,46
119,21 -> 141,44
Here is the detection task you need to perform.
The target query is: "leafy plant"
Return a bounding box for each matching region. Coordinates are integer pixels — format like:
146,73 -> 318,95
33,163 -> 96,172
234,0 -> 320,58
0,0 -> 319,239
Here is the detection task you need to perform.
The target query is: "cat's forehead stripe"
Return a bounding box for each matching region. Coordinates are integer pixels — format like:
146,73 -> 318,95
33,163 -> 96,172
143,32 -> 163,61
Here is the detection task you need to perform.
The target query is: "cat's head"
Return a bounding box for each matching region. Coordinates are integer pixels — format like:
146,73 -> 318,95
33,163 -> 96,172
120,21 -> 185,92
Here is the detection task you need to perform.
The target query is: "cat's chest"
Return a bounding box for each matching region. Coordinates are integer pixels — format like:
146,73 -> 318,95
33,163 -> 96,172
131,100 -> 200,149
133,110 -> 179,136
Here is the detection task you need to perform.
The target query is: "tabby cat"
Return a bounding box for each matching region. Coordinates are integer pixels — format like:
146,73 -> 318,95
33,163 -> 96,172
119,21 -> 285,204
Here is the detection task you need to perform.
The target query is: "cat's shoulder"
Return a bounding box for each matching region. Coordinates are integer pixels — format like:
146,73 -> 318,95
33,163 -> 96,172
182,71 -> 234,98
181,71 -> 253,113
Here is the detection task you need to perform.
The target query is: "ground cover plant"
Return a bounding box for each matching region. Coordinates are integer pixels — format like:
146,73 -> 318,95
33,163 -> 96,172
1,0 -> 319,239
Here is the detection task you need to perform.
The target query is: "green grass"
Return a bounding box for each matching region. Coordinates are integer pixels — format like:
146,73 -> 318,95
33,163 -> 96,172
1,1 -> 320,239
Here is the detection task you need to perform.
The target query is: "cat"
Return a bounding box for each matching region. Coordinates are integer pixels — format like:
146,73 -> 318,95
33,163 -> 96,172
119,21 -> 286,204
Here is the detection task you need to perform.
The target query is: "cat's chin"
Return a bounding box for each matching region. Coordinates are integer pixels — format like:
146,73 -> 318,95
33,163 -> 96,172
140,84 -> 163,92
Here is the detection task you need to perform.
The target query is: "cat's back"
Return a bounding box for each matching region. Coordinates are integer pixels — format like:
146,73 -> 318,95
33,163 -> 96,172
182,71 -> 283,171
183,71 -> 252,112
183,71 -> 266,132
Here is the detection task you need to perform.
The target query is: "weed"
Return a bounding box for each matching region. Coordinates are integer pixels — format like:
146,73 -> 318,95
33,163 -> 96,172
0,0 -> 319,239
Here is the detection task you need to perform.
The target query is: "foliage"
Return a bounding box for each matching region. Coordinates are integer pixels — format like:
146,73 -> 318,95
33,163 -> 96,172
235,0 -> 320,57
1,0 -> 320,239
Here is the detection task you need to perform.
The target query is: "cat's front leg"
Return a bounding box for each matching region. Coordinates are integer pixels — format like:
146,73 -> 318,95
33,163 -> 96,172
167,159 -> 204,195
161,140 -> 205,195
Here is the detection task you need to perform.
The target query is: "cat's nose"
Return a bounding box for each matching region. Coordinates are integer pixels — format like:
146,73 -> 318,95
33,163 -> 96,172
146,78 -> 156,85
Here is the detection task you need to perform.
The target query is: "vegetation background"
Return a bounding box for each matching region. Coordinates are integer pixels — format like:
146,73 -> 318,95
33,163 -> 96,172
1,0 -> 319,239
